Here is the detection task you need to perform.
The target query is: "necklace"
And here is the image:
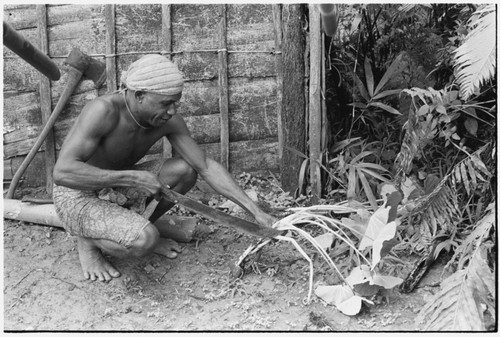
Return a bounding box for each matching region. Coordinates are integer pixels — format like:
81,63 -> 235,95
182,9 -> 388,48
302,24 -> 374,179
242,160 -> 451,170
122,90 -> 150,129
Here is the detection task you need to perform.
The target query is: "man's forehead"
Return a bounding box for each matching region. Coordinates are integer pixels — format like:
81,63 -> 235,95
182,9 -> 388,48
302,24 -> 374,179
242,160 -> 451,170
147,92 -> 182,102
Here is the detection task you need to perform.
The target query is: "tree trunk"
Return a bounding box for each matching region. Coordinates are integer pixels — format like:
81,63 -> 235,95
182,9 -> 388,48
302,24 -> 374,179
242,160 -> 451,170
280,4 -> 306,193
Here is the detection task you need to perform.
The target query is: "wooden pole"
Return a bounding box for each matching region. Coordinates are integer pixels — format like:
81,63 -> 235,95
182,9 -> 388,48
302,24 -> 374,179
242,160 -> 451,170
218,4 -> 230,170
280,4 -> 306,193
3,21 -> 60,81
3,198 -> 206,243
308,4 -> 322,200
105,4 -> 117,93
161,4 -> 173,159
36,4 -> 56,196
321,33 -> 328,152
272,4 -> 284,162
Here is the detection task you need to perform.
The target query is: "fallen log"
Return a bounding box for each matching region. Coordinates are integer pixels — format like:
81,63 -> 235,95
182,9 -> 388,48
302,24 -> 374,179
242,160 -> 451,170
3,198 -> 208,243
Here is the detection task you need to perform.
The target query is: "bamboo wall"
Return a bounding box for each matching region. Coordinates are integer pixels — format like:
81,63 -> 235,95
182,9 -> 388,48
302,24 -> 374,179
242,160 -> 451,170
3,4 -> 286,188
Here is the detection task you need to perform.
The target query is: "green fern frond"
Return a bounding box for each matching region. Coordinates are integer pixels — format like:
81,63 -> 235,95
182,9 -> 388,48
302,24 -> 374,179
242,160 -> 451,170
447,202 -> 495,270
409,174 -> 460,252
453,4 -> 496,100
451,152 -> 492,195
416,209 -> 495,331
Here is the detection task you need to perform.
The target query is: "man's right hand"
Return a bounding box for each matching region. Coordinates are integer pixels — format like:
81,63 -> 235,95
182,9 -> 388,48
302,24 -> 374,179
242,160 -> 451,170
134,171 -> 162,199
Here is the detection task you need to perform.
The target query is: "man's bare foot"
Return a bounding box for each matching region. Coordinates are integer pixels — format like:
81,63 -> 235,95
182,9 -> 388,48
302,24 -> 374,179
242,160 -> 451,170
154,238 -> 182,258
77,237 -> 121,282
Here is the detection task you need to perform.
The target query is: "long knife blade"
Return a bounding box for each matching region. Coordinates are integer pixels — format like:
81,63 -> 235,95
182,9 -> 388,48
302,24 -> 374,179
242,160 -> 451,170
160,186 -> 282,238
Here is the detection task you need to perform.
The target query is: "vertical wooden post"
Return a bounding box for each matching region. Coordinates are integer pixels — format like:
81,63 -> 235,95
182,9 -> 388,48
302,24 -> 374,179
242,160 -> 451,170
308,4 -> 322,200
161,4 -> 173,159
272,4 -> 284,162
36,4 -> 56,196
218,4 -> 230,170
321,33 -> 328,151
105,4 -> 117,93
280,4 -> 306,193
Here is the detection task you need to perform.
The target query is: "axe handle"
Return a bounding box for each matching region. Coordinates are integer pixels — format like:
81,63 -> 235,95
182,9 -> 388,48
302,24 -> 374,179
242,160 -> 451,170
6,66 -> 84,199
160,186 -> 282,238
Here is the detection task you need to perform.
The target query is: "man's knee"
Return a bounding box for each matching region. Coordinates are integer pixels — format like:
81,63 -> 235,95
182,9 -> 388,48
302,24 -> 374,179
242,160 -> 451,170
180,160 -> 197,183
160,158 -> 197,186
130,223 -> 159,257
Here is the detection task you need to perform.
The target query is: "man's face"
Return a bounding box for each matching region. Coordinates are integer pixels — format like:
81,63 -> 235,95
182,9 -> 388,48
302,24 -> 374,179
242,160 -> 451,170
138,91 -> 182,128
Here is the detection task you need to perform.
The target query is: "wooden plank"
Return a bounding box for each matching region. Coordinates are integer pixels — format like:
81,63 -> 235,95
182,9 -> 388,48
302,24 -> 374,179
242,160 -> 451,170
218,5 -> 230,170
3,94 -> 41,133
308,4 -> 322,199
6,105 -> 278,159
161,4 -> 173,159
171,5 -> 220,51
4,153 -> 47,187
46,4 -> 102,26
226,4 -> 275,78
36,4 -> 56,195
3,5 -> 37,29
105,4 -> 117,93
272,4 -> 283,161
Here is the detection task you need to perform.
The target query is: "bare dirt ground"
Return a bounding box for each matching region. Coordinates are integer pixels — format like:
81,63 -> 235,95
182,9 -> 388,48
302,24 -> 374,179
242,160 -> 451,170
3,181 -> 443,332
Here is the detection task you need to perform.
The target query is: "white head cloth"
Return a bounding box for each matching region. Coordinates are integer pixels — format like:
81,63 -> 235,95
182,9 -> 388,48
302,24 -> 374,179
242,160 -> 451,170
120,54 -> 184,96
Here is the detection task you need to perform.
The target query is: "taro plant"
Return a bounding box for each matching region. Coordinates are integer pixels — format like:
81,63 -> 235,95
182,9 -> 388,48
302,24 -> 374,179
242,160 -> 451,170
263,190 -> 405,315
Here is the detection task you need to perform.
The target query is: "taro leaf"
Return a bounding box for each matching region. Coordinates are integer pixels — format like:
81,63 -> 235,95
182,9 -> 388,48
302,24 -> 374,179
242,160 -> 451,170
358,192 -> 401,250
314,233 -> 335,251
358,205 -> 389,250
378,182 -> 397,200
371,273 -> 403,289
315,284 -> 353,306
385,191 -> 402,222
336,294 -> 365,316
371,221 -> 397,268
315,284 -> 366,316
345,265 -> 372,286
341,210 -> 370,239
353,281 -> 383,297
379,238 -> 399,258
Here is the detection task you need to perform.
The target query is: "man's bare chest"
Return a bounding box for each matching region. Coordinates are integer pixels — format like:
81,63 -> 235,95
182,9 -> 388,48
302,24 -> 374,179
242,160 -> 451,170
92,125 -> 165,168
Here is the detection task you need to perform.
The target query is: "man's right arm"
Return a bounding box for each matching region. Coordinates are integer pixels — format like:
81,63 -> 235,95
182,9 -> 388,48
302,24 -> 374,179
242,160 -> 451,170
53,99 -> 160,194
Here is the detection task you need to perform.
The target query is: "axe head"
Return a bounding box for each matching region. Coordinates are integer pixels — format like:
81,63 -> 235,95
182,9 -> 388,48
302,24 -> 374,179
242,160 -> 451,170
64,48 -> 107,88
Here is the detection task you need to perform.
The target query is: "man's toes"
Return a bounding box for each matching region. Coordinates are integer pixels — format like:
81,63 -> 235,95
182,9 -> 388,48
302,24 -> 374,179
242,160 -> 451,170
110,269 -> 121,278
166,251 -> 178,259
99,271 -> 111,282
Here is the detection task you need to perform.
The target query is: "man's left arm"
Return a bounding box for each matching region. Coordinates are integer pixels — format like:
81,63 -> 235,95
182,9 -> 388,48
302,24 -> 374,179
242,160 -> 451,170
167,117 -> 276,227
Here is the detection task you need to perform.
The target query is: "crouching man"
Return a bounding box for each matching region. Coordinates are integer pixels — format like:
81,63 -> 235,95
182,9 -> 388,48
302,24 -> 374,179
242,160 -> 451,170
53,54 -> 275,282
